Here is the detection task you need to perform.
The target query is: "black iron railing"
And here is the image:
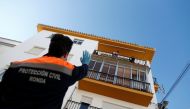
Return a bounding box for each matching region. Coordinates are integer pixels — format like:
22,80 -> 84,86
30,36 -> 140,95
86,70 -> 151,93
64,100 -> 101,109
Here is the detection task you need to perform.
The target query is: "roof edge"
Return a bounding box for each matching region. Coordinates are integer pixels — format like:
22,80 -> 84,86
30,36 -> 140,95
37,24 -> 155,62
37,24 -> 155,51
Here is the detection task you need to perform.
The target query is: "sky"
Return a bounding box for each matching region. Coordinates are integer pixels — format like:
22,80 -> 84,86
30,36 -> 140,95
0,0 -> 190,108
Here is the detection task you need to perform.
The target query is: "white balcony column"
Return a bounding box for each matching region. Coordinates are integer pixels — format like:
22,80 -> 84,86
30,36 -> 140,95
97,59 -> 104,80
113,61 -> 119,84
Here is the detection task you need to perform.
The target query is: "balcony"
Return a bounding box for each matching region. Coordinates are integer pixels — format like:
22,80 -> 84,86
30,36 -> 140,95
64,100 -> 101,109
79,70 -> 153,107
87,70 -> 151,93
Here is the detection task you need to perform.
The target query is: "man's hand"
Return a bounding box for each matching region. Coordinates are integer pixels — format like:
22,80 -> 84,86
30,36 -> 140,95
80,50 -> 91,65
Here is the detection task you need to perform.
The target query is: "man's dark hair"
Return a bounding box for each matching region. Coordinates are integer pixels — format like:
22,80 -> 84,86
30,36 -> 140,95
45,34 -> 73,58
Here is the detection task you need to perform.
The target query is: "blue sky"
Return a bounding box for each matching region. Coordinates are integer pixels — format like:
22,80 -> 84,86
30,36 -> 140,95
0,0 -> 190,108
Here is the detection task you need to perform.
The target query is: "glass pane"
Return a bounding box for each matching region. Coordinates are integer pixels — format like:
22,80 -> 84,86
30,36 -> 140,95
117,67 -> 124,77
106,65 -> 116,83
132,69 -> 138,80
125,67 -> 131,78
139,71 -> 146,81
102,63 -> 109,74
89,60 -> 95,70
123,69 -> 131,87
93,62 -> 102,72
109,65 -> 116,75
99,63 -> 108,81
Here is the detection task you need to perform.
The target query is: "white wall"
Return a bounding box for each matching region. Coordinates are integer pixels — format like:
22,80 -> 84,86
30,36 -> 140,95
0,45 -> 12,55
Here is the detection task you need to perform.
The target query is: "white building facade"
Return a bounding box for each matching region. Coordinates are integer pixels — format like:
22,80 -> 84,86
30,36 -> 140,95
0,24 -> 159,109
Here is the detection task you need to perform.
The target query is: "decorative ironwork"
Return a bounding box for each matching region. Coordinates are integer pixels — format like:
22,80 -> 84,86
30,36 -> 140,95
87,70 -> 151,93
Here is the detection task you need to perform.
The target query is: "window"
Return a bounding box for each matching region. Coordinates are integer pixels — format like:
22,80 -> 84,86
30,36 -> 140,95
107,65 -> 116,82
109,65 -> 116,75
93,62 -> 102,72
132,69 -> 138,80
73,38 -> 84,45
80,96 -> 92,109
88,60 -> 102,71
117,67 -> 124,77
139,71 -> 146,81
25,46 -> 45,55
89,60 -> 96,70
102,63 -> 109,74
101,62 -> 116,75
124,67 -> 131,78
122,67 -> 131,87
100,62 -> 116,82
